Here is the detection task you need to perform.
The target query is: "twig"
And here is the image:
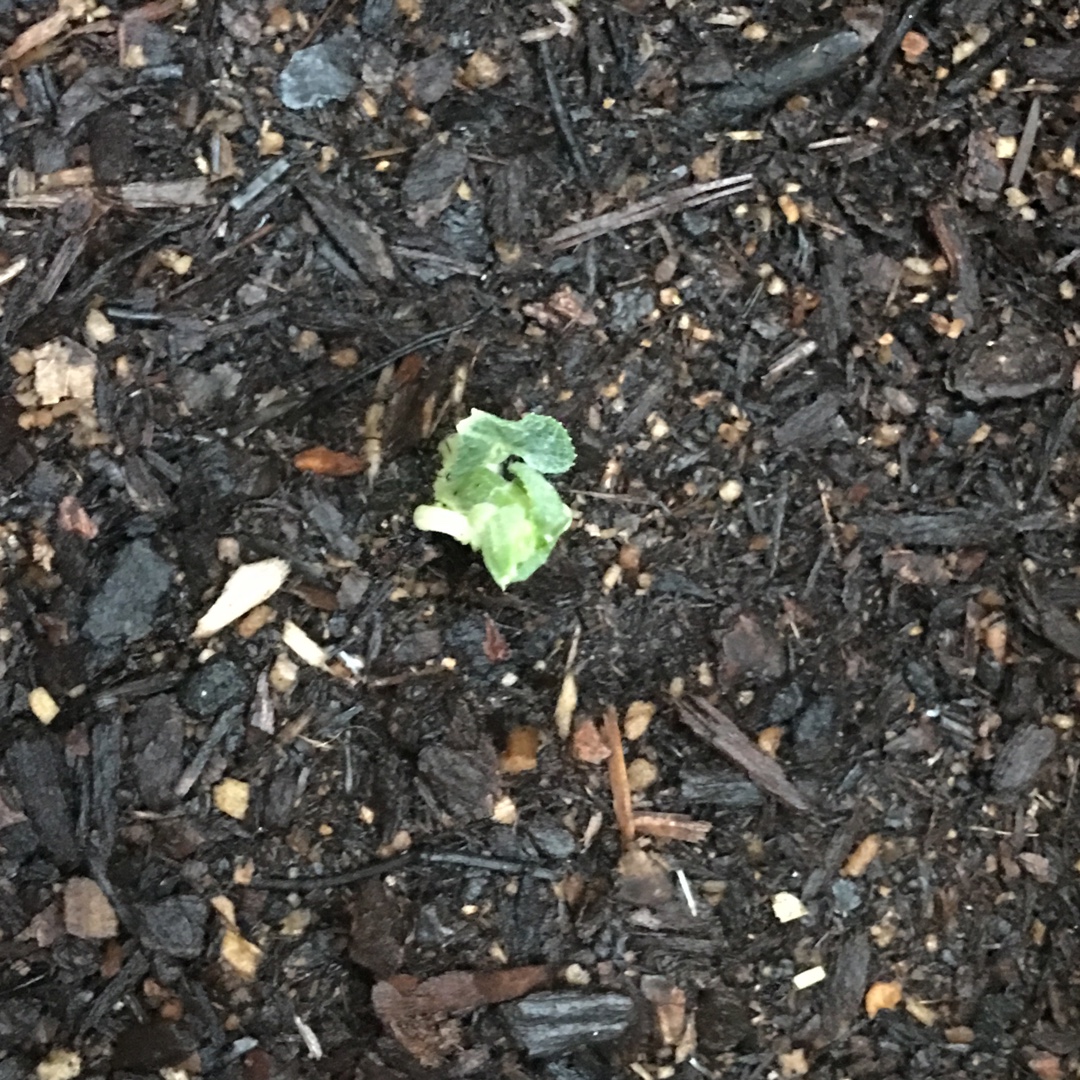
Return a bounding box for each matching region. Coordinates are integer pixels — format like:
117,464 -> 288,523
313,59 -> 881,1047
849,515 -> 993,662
545,173 -> 753,250
850,0 -> 929,118
603,705 -> 635,847
537,38 -> 593,184
1008,95 -> 1041,189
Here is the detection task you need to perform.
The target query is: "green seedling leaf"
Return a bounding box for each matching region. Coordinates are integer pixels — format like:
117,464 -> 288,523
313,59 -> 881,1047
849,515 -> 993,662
413,409 -> 576,589
449,410 -> 576,476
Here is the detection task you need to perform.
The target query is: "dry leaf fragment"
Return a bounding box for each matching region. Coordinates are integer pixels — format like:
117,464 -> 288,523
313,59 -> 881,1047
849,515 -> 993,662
499,726 -> 540,773
193,557 -> 290,639
864,980 -> 902,1019
572,719 -> 611,764
63,877 -> 118,939
213,778 -> 250,820
221,925 -> 262,979
293,445 -> 368,476
841,834 -> 881,878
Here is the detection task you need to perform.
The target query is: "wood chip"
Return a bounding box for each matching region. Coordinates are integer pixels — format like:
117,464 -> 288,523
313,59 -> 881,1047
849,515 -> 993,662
632,812 -> 712,843
281,619 -> 330,669
864,980 -> 902,1019
211,895 -> 262,979
213,778 -> 250,820
572,719 -> 611,763
623,699 -> 655,740
603,705 -> 635,846
28,686 -> 60,724
771,891 -> 809,923
792,965 -> 826,990
2,9 -> 70,64
63,877 -> 118,940
840,834 -> 881,877
499,726 -> 540,773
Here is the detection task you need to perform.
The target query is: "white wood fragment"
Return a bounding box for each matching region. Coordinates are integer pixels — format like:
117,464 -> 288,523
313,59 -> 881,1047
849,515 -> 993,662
792,965 -> 826,990
772,891 -> 809,923
193,558 -> 289,639
281,619 -> 329,670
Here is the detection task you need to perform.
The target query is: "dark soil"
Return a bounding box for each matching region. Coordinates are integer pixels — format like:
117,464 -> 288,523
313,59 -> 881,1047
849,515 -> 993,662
3,1 -> 1080,1078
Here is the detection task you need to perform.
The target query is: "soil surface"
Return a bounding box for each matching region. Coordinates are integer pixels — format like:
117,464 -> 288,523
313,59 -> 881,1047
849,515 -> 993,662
3,1 -> 1080,1078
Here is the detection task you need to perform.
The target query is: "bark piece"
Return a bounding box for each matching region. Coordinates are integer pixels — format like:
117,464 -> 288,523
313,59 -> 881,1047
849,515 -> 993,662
992,725 -> 1056,796
500,991 -> 635,1057
953,318 -> 1068,403
6,736 -> 78,865
675,698 -> 811,812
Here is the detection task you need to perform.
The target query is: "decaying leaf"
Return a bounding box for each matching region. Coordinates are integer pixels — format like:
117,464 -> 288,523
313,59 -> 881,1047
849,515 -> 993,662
864,980 -> 902,1019
193,558 -> 290,639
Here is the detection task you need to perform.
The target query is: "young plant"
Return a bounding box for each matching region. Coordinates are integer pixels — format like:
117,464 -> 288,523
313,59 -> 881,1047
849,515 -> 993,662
413,409 -> 576,589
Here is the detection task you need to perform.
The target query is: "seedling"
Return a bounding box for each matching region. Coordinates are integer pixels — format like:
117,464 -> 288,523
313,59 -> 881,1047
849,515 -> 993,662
413,409 -> 576,588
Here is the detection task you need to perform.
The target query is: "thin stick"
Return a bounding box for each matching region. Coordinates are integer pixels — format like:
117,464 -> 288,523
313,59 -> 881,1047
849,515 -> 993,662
545,173 -> 753,251
537,38 -> 592,184
603,705 -> 635,847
